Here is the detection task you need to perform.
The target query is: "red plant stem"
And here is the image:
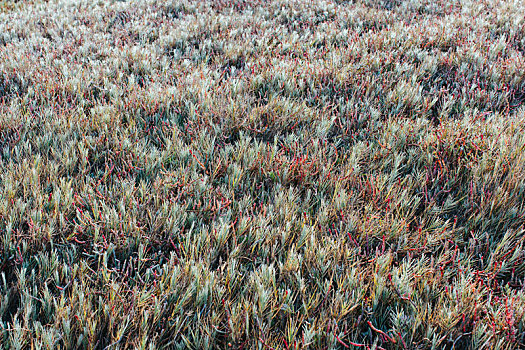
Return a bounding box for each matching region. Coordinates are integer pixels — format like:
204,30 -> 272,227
347,340 -> 369,348
367,321 -> 396,343
258,338 -> 275,350
398,332 -> 408,349
334,334 -> 349,348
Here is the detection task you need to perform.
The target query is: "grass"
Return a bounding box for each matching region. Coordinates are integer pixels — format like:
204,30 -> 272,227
0,0 -> 525,348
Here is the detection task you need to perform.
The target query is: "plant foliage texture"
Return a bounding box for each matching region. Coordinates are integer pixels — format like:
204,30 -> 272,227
0,0 -> 525,349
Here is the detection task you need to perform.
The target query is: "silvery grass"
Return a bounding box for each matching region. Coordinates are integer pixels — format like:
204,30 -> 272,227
0,0 -> 524,348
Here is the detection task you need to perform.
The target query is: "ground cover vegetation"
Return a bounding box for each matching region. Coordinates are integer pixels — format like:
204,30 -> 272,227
0,0 -> 525,348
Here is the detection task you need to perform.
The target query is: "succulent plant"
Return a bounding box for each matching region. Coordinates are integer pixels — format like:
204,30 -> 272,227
0,0 -> 524,348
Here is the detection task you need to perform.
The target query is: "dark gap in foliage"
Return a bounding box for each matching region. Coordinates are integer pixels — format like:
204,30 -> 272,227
165,32 -> 224,62
35,20 -> 55,42
88,84 -> 111,104
211,0 -> 261,13
326,114 -> 363,149
510,87 -> 525,108
83,139 -> 150,189
86,144 -> 114,182
333,0 -> 356,4
362,0 -> 401,11
420,62 -> 461,123
0,74 -> 28,103
310,36 -> 348,50
162,3 -> 191,19
133,107 -> 174,150
278,9 -> 336,33
413,2 -> 460,17
516,38 -> 525,55
344,19 -> 389,36
136,72 -> 146,88
218,127 -> 241,147
250,82 -> 275,105
421,61 -> 525,123
421,63 -> 456,92
303,75 -> 356,109
0,245 -> 82,326
247,113 -> 307,144
253,177 -> 276,207
107,10 -> 131,30
489,27 -> 525,56
210,246 -> 228,271
420,37 -> 458,53
0,124 -> 23,159
1,282 -> 20,325
219,56 -> 246,80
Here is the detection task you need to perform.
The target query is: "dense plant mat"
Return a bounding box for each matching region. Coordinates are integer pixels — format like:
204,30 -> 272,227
0,0 -> 525,348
